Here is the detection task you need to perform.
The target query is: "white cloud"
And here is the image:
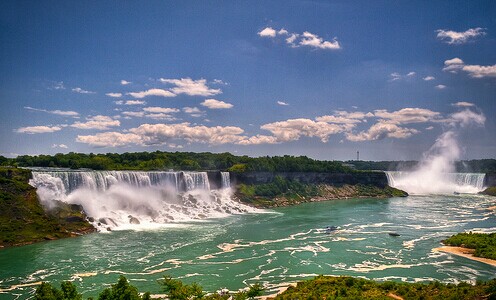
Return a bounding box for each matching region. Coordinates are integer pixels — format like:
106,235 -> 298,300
423,76 -> 435,81
389,71 -> 416,81
426,126 -> 434,130
52,144 -> 68,149
159,78 -> 221,96
183,107 -> 205,117
461,64 -> 496,78
258,27 -> 341,50
145,113 -> 177,121
316,110 -> 373,124
436,27 -> 486,44
106,93 -> 122,98
213,79 -> 228,85
201,99 -> 233,109
127,88 -> 176,98
122,111 -> 145,118
299,31 -> 340,50
277,101 -> 289,106
16,125 -> 62,134
449,109 -> 485,127
72,87 -> 95,94
71,115 -> 120,130
260,118 -> 351,143
121,80 -> 131,85
443,58 -> 496,78
258,27 -> 277,37
77,132 -> 142,147
115,100 -> 147,105
373,108 -> 441,124
345,121 -> 419,142
48,81 -> 65,90
451,101 -> 475,107
143,107 -> 180,113
435,84 -> 447,89
24,106 -> 79,117
236,135 -> 279,145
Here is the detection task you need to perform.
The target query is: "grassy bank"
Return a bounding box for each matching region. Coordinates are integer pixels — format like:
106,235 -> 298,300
0,167 -> 95,248
443,232 -> 496,260
235,176 -> 407,208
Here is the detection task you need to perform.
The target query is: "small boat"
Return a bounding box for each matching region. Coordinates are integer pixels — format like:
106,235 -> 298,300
388,232 -> 400,237
325,226 -> 338,234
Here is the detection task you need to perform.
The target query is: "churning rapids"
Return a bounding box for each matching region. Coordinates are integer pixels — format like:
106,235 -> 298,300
29,170 -> 257,231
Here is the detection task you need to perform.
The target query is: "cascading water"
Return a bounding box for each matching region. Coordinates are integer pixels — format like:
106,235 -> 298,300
221,172 -> 231,189
29,170 -> 256,231
386,171 -> 486,195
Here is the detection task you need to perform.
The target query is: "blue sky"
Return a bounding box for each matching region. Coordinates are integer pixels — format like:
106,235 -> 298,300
0,0 -> 494,160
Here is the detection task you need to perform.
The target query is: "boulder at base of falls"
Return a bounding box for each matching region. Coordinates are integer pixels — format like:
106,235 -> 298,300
128,215 -> 141,224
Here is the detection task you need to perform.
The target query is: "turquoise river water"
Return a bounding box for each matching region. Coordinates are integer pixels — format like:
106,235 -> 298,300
0,193 -> 495,299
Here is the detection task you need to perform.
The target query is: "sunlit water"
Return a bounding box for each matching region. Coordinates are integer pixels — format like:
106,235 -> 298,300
1,194 -> 495,299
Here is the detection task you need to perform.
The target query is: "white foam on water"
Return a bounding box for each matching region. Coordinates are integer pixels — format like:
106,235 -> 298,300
29,170 -> 260,231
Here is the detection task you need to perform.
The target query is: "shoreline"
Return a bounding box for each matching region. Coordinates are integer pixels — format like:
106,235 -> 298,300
433,246 -> 496,267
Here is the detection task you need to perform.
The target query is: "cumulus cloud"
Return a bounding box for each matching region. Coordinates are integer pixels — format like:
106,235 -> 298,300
122,111 -> 145,118
127,88 -> 176,98
201,99 -> 233,109
443,57 -> 496,78
121,80 -> 131,85
183,107 -> 205,117
16,125 -> 62,134
258,27 -> 277,37
77,132 -> 142,147
115,100 -> 147,105
159,78 -> 221,96
106,93 -> 122,98
143,107 -> 180,113
299,31 -> 340,50
72,87 -> 95,94
452,101 -> 475,107
70,115 -> 120,130
316,111 -> 373,124
345,121 -> 419,142
77,123 -> 247,147
277,101 -> 289,106
373,108 -> 441,124
435,84 -> 447,89
48,81 -> 65,90
52,144 -> 68,149
24,106 -> 79,117
423,76 -> 435,81
260,118 -> 351,143
258,27 -> 341,50
389,71 -> 416,81
436,27 -> 486,44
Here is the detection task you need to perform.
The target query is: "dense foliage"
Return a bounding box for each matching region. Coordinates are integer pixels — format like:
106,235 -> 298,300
347,159 -> 496,173
444,232 -> 496,260
0,167 -> 94,247
276,275 -> 496,300
34,276 -> 496,300
35,276 -> 263,300
0,152 -> 353,173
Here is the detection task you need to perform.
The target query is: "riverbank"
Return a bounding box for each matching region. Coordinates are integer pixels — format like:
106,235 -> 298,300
235,183 -> 407,208
433,246 -> 496,267
0,167 -> 95,248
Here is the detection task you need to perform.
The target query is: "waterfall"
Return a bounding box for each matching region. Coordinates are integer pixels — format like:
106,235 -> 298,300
30,170 -> 256,231
386,171 -> 486,195
221,172 -> 231,189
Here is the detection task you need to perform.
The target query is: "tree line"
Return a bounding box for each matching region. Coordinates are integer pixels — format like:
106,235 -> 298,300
0,152 -> 353,173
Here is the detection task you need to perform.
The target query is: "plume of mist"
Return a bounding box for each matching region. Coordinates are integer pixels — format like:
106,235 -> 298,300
387,108 -> 486,194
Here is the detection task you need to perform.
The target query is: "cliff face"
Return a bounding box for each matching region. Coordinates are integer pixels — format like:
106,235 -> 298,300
231,171 -> 388,188
0,168 -> 95,248
485,173 -> 496,188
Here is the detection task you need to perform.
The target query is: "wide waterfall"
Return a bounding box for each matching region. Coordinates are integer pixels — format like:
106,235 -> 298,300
30,170 -> 256,231
386,171 -> 486,195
